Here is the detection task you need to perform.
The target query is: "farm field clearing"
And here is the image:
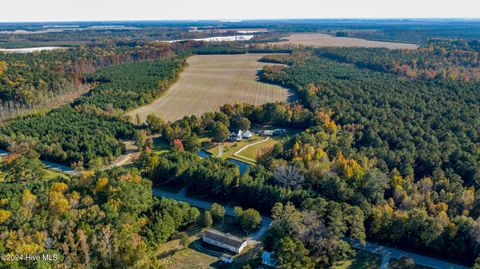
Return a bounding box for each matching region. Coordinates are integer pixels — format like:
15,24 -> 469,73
277,33 -> 419,49
127,54 -> 295,122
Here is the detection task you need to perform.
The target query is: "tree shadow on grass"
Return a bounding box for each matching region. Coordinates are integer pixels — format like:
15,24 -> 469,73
157,248 -> 179,259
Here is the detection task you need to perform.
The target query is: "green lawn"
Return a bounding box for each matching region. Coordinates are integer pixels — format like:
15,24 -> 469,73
208,135 -> 266,160
156,219 -> 262,269
235,130 -> 297,162
332,250 -> 382,269
43,169 -> 69,180
236,137 -> 280,161
156,230 -> 217,269
201,129 -> 298,164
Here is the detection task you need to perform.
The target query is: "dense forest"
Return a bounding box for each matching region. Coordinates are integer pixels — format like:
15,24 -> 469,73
272,19 -> 480,44
261,51 -> 480,186
136,98 -> 480,266
316,39 -> 480,81
0,43 -> 174,106
124,41 -> 480,266
2,29 -> 480,267
0,165 -> 202,268
0,56 -> 185,168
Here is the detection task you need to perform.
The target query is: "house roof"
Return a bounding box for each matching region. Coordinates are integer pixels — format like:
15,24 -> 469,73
203,229 -> 246,249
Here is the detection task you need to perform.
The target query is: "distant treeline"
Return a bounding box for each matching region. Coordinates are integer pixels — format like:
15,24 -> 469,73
315,39 -> 480,82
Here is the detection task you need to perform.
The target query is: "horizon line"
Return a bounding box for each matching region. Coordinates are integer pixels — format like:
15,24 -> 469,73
1,17 -> 480,24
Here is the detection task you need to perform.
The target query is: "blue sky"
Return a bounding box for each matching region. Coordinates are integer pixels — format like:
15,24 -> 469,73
0,0 -> 478,22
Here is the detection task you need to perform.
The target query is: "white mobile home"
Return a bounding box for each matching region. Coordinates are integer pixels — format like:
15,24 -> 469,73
202,229 -> 247,253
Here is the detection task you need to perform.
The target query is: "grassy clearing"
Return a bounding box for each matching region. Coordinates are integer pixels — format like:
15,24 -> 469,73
156,221 -> 257,269
237,137 -> 279,161
208,135 -> 266,160
206,131 -> 294,164
127,54 -> 294,122
43,169 -> 69,180
157,236 -> 259,269
234,129 -> 297,162
157,235 -> 217,269
332,250 -> 383,269
278,33 -> 419,49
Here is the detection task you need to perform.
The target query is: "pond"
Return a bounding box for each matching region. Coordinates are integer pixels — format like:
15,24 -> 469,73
226,158 -> 250,175
197,149 -> 212,158
197,150 -> 250,174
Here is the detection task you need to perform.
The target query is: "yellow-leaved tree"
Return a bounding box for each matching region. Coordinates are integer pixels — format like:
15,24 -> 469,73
0,209 -> 11,224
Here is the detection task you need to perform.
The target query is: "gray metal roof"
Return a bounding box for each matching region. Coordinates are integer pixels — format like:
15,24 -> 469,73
203,229 -> 245,249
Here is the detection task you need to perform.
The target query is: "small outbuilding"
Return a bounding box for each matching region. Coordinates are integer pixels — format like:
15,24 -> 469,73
202,229 -> 247,254
262,130 -> 274,136
219,254 -> 234,264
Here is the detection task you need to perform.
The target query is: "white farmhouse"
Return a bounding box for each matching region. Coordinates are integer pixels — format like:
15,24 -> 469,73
202,229 -> 247,253
243,130 -> 253,139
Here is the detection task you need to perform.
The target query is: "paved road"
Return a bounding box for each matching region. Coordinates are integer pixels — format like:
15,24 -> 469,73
350,241 -> 469,269
1,149 -> 77,174
152,187 -> 272,244
3,147 -> 468,269
153,187 -> 470,269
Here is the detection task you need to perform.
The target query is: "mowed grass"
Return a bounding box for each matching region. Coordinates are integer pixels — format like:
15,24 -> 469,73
332,250 -> 383,269
157,235 -> 217,269
237,137 -> 279,160
278,33 -> 419,49
208,135 -> 266,160
127,54 -> 294,122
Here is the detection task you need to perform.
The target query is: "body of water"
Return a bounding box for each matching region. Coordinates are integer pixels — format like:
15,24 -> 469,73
164,35 -> 254,43
226,158 -> 250,174
197,150 -> 250,174
0,47 -> 66,53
